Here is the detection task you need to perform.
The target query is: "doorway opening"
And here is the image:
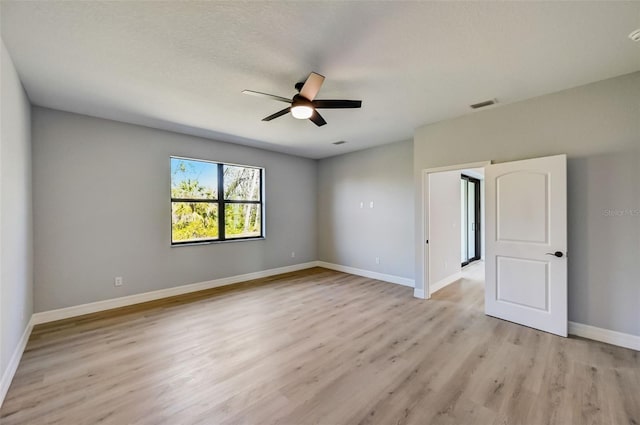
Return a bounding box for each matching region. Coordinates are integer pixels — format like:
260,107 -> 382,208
421,162 -> 488,298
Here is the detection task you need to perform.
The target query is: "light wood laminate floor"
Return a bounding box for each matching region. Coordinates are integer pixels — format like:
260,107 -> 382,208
1,267 -> 638,425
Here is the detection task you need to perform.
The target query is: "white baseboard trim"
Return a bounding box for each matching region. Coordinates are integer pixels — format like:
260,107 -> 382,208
569,321 -> 640,351
429,272 -> 462,295
32,262 -> 318,325
0,317 -> 34,408
316,261 -> 414,288
413,289 -> 426,299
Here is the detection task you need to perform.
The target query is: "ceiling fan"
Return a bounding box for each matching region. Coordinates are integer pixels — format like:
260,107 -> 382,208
242,72 -> 362,127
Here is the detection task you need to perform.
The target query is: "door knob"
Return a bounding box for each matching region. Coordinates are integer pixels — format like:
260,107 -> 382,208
545,251 -> 564,258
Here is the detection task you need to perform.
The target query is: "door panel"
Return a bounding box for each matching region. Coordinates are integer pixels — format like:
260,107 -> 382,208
485,154 -> 567,337
496,172 -> 548,243
496,256 -> 548,311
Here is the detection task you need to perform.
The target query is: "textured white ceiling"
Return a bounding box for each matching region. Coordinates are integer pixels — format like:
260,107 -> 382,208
2,1 -> 639,158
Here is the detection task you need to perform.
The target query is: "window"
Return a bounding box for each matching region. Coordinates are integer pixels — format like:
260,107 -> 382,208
170,157 -> 264,245
460,174 -> 481,266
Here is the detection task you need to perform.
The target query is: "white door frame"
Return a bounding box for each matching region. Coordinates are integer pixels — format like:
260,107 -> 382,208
416,161 -> 491,299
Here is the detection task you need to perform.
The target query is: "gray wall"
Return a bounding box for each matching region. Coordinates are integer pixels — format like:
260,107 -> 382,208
317,140 -> 414,281
414,71 -> 640,336
0,40 -> 33,377
428,170 -> 461,285
32,107 -> 317,312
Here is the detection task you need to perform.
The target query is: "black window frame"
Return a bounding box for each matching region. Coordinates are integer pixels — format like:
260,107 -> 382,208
170,156 -> 264,246
461,174 -> 481,267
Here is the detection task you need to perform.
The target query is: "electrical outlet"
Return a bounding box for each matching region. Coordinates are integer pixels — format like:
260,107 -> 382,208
291,251 -> 295,258
359,201 -> 364,209
375,257 -> 380,265
114,276 -> 123,287
369,201 -> 374,208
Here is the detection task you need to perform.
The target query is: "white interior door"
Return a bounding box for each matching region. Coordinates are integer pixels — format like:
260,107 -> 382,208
485,154 -> 567,336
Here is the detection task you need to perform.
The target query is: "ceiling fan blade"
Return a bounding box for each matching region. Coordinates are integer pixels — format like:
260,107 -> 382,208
313,99 -> 362,109
299,72 -> 325,101
262,107 -> 291,121
242,90 -> 291,103
309,110 -> 327,127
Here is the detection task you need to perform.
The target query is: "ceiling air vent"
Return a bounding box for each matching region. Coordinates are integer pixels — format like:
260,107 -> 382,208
333,141 -> 347,145
470,99 -> 497,110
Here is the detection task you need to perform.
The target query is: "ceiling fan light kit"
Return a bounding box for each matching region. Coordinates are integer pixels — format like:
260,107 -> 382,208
290,95 -> 314,119
291,105 -> 313,119
243,72 -> 362,127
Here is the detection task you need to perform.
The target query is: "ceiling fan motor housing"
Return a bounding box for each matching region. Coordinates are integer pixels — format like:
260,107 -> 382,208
292,94 -> 312,107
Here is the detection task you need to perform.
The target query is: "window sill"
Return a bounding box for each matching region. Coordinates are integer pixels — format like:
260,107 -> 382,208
171,237 -> 265,247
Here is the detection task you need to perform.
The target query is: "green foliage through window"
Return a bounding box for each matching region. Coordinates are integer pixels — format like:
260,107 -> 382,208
171,157 -> 263,244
